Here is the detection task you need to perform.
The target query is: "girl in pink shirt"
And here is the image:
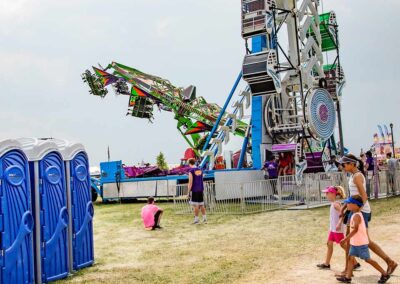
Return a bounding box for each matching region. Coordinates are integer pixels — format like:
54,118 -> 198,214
317,186 -> 347,270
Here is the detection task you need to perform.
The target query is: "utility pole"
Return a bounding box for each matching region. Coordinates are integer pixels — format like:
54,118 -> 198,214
390,123 -> 395,157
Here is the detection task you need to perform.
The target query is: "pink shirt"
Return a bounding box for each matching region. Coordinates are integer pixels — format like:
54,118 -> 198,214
350,212 -> 369,246
141,204 -> 160,228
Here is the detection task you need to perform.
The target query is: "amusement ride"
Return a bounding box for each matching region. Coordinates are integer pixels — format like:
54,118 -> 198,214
82,0 -> 345,182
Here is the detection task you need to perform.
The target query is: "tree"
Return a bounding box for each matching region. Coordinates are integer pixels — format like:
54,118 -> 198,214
156,152 -> 168,170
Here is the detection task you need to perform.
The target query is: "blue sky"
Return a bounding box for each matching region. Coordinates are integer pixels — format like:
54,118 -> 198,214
1,0 -> 399,165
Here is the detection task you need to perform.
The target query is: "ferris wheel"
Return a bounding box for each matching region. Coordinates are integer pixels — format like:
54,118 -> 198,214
240,0 -> 345,176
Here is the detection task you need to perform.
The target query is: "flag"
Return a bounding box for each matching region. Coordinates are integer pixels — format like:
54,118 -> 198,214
384,125 -> 392,143
377,125 -> 385,143
384,125 -> 390,140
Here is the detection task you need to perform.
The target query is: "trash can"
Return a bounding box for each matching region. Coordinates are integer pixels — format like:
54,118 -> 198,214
18,138 -> 69,283
0,139 -> 35,284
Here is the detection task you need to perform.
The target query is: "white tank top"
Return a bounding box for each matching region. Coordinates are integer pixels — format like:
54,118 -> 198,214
330,201 -> 345,233
349,172 -> 371,213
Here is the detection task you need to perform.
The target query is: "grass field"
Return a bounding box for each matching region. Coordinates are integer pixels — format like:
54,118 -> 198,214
58,197 -> 400,284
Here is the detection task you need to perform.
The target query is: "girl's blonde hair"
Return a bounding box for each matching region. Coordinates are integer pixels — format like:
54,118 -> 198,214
335,186 -> 346,199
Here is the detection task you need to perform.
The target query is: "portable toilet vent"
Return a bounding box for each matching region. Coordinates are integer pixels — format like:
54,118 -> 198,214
50,139 -> 94,272
17,138 -> 69,283
0,139 -> 34,284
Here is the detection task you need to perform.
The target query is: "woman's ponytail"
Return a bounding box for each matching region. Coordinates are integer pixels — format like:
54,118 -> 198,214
357,157 -> 366,176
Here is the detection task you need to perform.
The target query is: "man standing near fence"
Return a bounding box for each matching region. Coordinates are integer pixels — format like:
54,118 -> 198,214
262,156 -> 279,196
188,158 -> 207,224
365,151 -> 375,198
386,152 -> 398,195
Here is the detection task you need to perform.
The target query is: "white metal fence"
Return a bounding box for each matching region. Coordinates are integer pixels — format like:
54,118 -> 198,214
172,170 -> 400,214
369,170 -> 400,198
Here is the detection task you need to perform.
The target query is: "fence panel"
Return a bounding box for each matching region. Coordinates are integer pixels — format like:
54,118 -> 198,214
172,170 -> 399,215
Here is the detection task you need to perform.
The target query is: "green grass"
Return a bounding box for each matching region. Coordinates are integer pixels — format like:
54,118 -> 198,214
56,197 -> 400,283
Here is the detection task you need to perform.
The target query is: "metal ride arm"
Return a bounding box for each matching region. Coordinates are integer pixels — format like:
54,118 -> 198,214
201,71 -> 243,152
200,87 -> 250,169
238,120 -> 252,169
82,62 -> 249,156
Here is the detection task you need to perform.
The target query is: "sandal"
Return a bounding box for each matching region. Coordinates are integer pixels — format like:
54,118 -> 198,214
336,276 -> 352,283
353,263 -> 361,270
378,274 -> 390,284
316,263 -> 330,269
387,261 -> 398,275
335,272 -> 353,278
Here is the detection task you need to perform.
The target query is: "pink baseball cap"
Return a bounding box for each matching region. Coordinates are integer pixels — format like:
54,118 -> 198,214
322,186 -> 337,194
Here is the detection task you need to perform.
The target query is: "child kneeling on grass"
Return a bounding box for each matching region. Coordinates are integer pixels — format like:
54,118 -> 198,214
317,186 -> 347,270
336,195 -> 390,283
141,197 -> 163,230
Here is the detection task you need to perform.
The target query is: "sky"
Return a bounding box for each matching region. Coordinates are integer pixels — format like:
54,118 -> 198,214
0,0 -> 399,166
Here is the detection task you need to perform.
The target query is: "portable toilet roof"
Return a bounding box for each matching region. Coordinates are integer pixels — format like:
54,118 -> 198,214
16,137 -> 59,161
0,139 -> 23,157
48,139 -> 86,161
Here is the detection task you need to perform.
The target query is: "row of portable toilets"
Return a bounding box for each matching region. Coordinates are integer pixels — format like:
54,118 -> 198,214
0,138 -> 94,284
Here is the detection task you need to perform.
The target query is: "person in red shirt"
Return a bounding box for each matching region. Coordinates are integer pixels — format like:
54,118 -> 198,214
278,152 -> 289,176
141,197 -> 163,230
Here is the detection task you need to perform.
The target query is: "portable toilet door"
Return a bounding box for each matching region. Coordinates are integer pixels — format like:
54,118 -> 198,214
0,140 -> 34,284
18,138 -> 69,283
70,151 -> 94,270
50,139 -> 94,272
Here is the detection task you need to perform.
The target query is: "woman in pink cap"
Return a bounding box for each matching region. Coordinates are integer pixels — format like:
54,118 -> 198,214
317,186 -> 347,269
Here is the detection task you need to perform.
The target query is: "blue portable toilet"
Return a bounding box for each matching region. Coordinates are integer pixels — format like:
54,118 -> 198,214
18,138 -> 69,283
50,139 -> 94,272
0,139 -> 35,284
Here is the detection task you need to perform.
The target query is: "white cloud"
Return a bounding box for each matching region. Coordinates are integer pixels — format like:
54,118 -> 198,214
387,0 -> 400,7
0,0 -> 39,34
155,18 -> 173,38
0,51 -> 70,88
321,0 -> 352,17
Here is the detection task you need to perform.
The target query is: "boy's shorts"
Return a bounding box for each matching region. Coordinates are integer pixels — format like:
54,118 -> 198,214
328,231 -> 345,244
349,244 -> 370,260
190,191 -> 204,206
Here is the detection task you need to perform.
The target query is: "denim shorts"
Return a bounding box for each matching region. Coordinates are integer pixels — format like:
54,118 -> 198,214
347,211 -> 371,228
349,244 -> 370,260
